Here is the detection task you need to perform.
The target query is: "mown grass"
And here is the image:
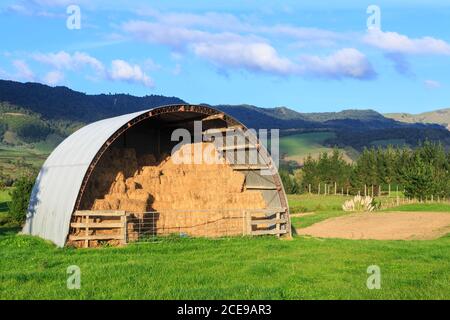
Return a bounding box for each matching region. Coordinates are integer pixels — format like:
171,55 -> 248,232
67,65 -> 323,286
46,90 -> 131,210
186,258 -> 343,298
288,194 -> 352,213
0,233 -> 449,299
386,203 -> 450,212
0,194 -> 449,300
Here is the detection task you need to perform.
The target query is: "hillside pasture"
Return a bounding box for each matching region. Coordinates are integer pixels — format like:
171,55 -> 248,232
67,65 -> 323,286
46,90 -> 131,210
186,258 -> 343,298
280,132 -> 353,165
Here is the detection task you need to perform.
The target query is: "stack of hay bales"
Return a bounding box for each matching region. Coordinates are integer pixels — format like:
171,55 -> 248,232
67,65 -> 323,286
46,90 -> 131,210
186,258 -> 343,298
83,142 -> 267,238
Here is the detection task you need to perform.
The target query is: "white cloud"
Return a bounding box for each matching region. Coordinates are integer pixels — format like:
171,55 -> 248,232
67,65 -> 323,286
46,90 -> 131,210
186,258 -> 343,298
12,60 -> 35,81
109,60 -> 154,88
298,48 -> 376,80
30,51 -> 155,88
32,51 -> 105,74
120,14 -> 373,80
193,42 -> 296,75
121,20 -> 250,50
43,70 -> 64,85
363,29 -> 450,55
424,79 -> 441,89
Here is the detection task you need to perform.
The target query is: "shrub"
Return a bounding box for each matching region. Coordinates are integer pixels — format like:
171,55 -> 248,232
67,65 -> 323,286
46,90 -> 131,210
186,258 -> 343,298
7,176 -> 35,226
342,195 -> 375,212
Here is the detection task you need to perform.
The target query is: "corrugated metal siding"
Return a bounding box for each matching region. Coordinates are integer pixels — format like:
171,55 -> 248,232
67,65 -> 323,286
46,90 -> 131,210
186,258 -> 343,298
22,110 -> 151,247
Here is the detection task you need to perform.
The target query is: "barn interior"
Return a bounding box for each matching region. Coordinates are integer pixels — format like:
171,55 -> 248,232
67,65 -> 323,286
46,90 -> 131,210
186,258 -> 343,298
68,108 -> 288,247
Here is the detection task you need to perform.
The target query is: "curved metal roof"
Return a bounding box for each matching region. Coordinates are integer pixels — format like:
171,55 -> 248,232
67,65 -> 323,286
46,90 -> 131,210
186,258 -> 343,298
23,110 -> 151,247
23,105 -> 289,247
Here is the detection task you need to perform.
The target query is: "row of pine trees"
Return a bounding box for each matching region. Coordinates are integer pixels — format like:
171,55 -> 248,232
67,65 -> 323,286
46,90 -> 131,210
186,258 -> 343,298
280,141 -> 450,199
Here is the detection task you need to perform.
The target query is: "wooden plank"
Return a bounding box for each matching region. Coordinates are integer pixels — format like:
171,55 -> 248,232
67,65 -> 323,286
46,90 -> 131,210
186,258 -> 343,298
246,185 -> 278,190
84,215 -> 89,248
202,113 -> 225,121
249,207 -> 287,215
68,234 -> 124,241
218,144 -> 257,151
70,222 -> 123,228
121,215 -> 127,245
250,218 -> 287,226
230,164 -> 269,170
251,229 -> 287,236
73,210 -> 126,217
276,210 -> 281,238
203,126 -> 242,135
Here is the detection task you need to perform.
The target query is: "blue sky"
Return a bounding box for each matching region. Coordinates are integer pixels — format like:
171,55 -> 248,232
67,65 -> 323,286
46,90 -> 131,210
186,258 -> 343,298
1,0 -> 450,113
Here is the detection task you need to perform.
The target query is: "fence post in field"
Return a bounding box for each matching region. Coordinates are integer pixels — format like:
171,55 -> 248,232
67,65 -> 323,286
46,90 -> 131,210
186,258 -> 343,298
341,187 -> 344,196
324,184 -> 327,195
371,185 -> 374,197
318,183 -> 320,195
364,184 -> 367,196
308,184 -> 311,194
334,182 -> 337,195
388,184 -> 391,197
378,185 -> 381,197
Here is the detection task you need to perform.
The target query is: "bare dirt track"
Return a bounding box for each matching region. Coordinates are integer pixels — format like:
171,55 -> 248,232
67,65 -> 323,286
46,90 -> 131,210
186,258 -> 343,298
297,212 -> 450,240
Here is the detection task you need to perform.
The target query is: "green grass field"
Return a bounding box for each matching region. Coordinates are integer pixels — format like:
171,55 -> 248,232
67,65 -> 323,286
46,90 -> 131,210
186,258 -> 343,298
0,194 -> 449,300
386,203 -> 450,212
279,132 -> 352,164
0,188 -> 11,225
0,144 -> 48,175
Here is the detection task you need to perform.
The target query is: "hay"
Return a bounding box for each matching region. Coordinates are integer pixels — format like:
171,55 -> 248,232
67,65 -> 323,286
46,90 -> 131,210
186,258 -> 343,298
80,142 -> 267,239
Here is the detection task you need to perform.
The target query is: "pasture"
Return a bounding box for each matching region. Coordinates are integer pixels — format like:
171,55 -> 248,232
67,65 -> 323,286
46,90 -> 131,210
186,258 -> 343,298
279,132 -> 354,165
0,194 -> 449,300
0,188 -> 11,226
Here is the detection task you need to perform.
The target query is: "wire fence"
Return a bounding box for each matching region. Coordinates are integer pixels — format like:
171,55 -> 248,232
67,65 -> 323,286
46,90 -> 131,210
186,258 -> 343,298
125,208 -> 289,243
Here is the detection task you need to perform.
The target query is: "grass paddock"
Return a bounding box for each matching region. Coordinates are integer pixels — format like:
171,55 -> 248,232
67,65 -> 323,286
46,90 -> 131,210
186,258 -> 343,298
0,194 -> 449,300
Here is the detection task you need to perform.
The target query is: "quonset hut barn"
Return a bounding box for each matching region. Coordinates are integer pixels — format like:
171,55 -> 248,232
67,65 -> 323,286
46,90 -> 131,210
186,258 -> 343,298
23,105 -> 291,247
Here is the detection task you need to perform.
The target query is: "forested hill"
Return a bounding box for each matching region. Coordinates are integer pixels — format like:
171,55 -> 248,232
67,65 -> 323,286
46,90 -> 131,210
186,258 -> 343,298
0,79 -> 440,131
0,80 -> 185,123
212,104 -> 435,131
1,79 -> 450,151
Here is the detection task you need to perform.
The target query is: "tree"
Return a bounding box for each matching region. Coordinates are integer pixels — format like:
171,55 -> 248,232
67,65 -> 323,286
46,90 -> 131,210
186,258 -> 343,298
402,153 -> 435,199
7,176 -> 35,225
279,169 -> 297,194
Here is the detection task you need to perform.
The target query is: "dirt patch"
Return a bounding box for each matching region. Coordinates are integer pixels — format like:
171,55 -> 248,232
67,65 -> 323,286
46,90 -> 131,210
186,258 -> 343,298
297,212 -> 450,240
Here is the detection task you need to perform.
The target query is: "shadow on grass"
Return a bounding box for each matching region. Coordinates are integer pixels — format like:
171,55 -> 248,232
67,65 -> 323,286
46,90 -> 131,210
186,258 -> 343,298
0,227 -> 20,236
0,201 -> 9,213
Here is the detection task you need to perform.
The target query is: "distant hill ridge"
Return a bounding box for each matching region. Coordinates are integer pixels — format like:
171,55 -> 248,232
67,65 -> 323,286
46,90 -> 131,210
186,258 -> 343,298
385,108 -> 450,131
0,79 -> 185,123
1,79 -> 449,151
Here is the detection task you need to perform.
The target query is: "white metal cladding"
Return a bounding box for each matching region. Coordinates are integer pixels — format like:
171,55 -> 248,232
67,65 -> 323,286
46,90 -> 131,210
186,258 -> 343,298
22,109 -> 151,247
